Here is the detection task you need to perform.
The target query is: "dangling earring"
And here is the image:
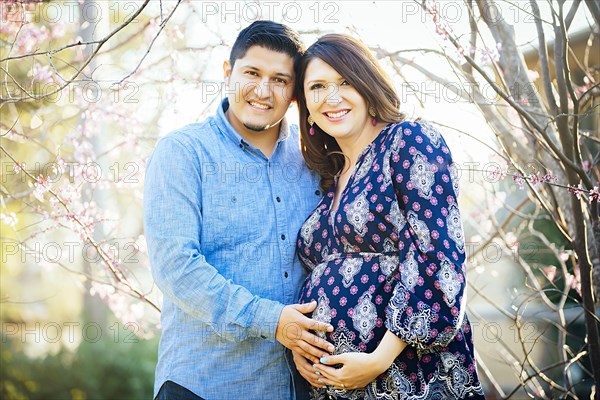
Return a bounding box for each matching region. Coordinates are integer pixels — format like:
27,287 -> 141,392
368,107 -> 377,126
307,115 -> 315,136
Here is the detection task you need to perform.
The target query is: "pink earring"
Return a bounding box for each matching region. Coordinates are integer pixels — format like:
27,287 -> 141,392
369,107 -> 377,126
308,115 -> 315,135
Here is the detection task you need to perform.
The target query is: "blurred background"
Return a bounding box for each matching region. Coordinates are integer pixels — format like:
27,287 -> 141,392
1,1 -> 598,399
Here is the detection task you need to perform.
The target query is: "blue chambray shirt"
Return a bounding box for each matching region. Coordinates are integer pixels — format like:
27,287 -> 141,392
144,99 -> 321,400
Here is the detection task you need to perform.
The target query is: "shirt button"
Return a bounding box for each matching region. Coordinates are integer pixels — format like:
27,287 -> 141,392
284,271 -> 289,278
281,234 -> 286,240
315,190 -> 321,195
276,197 -> 281,202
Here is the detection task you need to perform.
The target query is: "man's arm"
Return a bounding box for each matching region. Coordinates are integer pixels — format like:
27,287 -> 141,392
144,135 -> 333,359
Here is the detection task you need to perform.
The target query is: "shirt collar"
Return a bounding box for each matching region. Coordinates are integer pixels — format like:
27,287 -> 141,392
214,98 -> 290,146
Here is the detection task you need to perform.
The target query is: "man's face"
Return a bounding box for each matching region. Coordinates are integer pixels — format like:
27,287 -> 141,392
223,46 -> 295,137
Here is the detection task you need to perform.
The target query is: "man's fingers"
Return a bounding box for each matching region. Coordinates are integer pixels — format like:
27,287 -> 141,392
306,318 -> 334,333
305,331 -> 335,353
294,300 -> 317,314
294,355 -> 322,386
299,339 -> 332,362
295,341 -> 321,364
294,351 -> 318,369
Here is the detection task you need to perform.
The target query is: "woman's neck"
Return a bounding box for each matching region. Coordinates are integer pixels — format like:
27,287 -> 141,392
336,121 -> 388,169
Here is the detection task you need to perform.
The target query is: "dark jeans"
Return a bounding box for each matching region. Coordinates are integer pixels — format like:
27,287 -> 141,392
155,381 -> 206,400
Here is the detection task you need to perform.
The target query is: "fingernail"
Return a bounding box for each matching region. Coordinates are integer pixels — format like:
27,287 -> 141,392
317,378 -> 323,383
315,371 -> 321,375
320,357 -> 328,363
329,346 -> 335,352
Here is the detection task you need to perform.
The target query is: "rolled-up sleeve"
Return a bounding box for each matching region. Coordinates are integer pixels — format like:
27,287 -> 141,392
384,122 -> 466,352
144,136 -> 284,341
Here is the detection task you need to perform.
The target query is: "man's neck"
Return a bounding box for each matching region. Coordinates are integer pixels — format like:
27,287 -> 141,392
224,106 -> 285,158
241,126 -> 280,158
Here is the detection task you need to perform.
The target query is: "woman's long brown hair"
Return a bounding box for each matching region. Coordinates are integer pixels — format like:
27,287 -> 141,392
296,34 -> 405,192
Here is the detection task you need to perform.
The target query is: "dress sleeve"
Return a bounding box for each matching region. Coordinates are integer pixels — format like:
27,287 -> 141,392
384,121 -> 467,353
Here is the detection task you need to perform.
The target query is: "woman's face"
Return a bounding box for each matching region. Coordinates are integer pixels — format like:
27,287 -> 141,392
303,58 -> 372,143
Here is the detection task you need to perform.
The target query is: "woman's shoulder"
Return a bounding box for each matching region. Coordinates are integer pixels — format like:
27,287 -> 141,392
385,119 -> 447,150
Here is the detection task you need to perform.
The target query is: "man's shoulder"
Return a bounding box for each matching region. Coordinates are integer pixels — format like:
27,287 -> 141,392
159,117 -> 217,147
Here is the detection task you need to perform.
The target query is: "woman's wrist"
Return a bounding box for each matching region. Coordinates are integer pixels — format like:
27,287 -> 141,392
370,330 -> 408,373
370,344 -> 398,373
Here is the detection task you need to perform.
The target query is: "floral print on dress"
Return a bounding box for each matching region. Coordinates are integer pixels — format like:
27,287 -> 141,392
296,121 -> 484,399
447,203 -> 466,254
410,151 -> 435,199
346,190 -> 370,236
352,292 -> 377,343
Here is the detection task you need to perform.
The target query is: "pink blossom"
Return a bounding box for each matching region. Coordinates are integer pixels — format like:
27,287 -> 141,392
0,212 -> 18,227
512,173 -> 525,189
542,266 -> 557,283
567,184 -> 584,200
589,186 -> 599,203
33,174 -> 51,201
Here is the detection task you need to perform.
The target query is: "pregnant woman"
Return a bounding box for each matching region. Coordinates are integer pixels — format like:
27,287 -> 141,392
292,34 -> 485,400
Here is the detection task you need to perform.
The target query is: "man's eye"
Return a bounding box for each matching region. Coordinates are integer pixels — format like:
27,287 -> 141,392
246,71 -> 258,76
275,78 -> 287,84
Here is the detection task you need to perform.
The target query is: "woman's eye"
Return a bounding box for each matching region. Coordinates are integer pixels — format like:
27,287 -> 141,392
340,80 -> 350,86
246,71 -> 258,76
274,78 -> 287,84
309,83 -> 325,90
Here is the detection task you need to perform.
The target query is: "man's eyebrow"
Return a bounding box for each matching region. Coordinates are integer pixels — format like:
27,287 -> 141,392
274,72 -> 293,79
241,65 -> 293,79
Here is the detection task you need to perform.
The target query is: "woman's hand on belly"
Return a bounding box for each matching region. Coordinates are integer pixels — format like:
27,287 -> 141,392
313,330 -> 407,390
312,352 -> 387,390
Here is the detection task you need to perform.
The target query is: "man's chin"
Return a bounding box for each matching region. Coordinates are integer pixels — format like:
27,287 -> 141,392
243,123 -> 269,132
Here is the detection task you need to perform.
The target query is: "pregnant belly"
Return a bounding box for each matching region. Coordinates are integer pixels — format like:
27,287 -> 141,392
298,256 -> 396,353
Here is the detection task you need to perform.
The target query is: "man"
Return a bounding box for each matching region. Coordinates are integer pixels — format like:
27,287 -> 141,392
144,21 -> 333,400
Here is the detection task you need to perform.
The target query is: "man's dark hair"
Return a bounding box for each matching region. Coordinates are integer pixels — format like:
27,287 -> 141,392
229,20 -> 304,68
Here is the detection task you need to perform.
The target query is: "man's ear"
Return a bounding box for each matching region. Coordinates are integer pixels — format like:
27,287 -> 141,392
223,60 -> 232,80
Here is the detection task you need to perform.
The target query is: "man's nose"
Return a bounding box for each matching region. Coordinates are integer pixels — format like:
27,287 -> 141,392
252,78 -> 274,98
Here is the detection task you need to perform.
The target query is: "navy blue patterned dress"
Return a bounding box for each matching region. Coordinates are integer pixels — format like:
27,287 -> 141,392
296,121 -> 485,399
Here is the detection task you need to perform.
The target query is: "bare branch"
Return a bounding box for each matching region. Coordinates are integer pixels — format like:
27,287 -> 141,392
117,0 -> 183,85
1,0 -> 152,104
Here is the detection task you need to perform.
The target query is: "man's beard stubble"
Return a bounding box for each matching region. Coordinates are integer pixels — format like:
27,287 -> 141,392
243,122 -> 271,132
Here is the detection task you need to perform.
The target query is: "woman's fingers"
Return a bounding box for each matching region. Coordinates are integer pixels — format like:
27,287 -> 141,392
313,362 -> 340,376
318,354 -> 344,365
315,374 -> 347,390
292,351 -> 322,387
